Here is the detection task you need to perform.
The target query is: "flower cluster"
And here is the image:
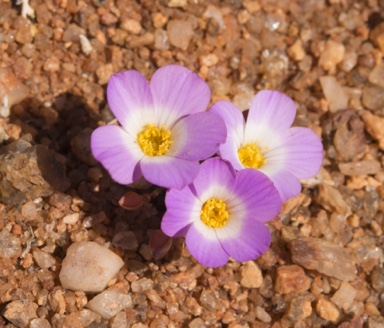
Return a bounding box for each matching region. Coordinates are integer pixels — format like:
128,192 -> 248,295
91,65 -> 323,268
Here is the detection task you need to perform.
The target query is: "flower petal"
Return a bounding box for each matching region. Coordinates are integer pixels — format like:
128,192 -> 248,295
217,220 -> 271,263
162,187 -> 201,237
261,168 -> 302,202
140,155 -> 199,189
218,136 -> 244,170
150,65 -> 210,126
193,158 -> 236,201
244,90 -> 296,143
265,127 -> 323,179
107,70 -> 153,134
186,220 -> 229,267
228,169 -> 282,223
210,100 -> 245,142
170,112 -> 227,161
91,125 -> 143,184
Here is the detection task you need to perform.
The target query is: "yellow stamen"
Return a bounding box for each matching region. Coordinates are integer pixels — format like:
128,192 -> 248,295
200,198 -> 229,228
238,143 -> 266,169
137,124 -> 172,156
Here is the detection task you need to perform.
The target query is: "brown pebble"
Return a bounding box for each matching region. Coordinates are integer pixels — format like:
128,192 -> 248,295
275,265 -> 311,294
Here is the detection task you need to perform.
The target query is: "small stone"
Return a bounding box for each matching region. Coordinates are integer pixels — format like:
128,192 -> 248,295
239,261 -> 263,288
121,18 -> 142,34
330,281 -> 356,311
59,241 -> 124,292
338,160 -> 381,176
127,32 -> 154,48
152,12 -> 168,29
275,265 -> 311,294
370,21 -> 384,53
3,300 -> 38,327
33,248 -> 56,269
63,213 -> 80,225
16,25 -> 33,44
131,277 -> 154,292
255,306 -> 271,322
189,318 -> 206,328
289,237 -> 357,281
0,229 -> 22,258
316,297 -> 340,323
287,39 -> 306,61
48,289 -> 66,314
316,185 -> 351,216
96,63 -> 113,85
340,51 -> 357,72
168,0 -> 187,7
319,40 -> 345,73
79,34 -> 92,55
285,296 -> 313,321
371,266 -> 384,293
30,318 -> 52,328
199,54 -> 219,67
62,24 -> 86,42
362,83 -> 384,111
360,110 -> 384,150
112,231 -> 138,251
85,290 -> 132,319
0,68 -> 29,108
167,19 -> 193,50
200,289 -> 219,311
320,76 -> 348,112
154,29 -> 169,50
43,56 -> 60,72
0,140 -> 70,206
368,64 -> 384,88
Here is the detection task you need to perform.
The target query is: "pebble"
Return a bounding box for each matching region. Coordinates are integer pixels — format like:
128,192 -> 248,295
63,213 -> 80,225
167,20 -> 193,50
362,83 -> 384,111
316,185 -> 351,216
131,277 -> 154,292
0,229 -> 22,258
368,64 -> 384,88
168,0 -> 187,7
285,295 -> 313,321
371,266 -> 384,293
120,18 -> 142,34
319,40 -> 345,73
289,237 -> 357,281
316,297 -> 340,323
255,306 -> 271,323
85,290 -> 132,319
0,140 -> 70,206
112,230 -> 138,251
29,318 -> 52,328
59,241 -> 124,292
0,68 -> 29,108
96,63 -> 114,85
287,39 -> 306,61
275,265 -> 311,294
32,248 -> 56,269
239,261 -> 263,288
3,300 -> 38,327
330,281 -> 356,311
360,110 -> 384,150
320,76 -> 349,112
338,160 -> 381,176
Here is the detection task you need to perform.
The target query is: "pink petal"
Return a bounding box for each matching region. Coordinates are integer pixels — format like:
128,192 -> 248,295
107,70 -> 154,134
244,90 -> 296,142
162,187 -> 201,237
170,112 -> 226,161
91,125 -> 143,185
150,65 -> 210,126
140,155 -> 199,190
186,220 -> 229,267
192,158 -> 236,200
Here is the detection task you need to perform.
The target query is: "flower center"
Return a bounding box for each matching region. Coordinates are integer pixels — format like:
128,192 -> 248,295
238,143 -> 266,169
200,198 -> 229,228
137,124 -> 172,156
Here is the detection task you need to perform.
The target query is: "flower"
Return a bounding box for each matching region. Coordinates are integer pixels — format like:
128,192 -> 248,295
210,90 -> 323,202
161,157 -> 282,267
91,65 -> 226,189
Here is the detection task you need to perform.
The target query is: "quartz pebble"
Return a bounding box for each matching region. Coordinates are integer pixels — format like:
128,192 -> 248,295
167,20 -> 193,50
330,281 -> 356,311
275,265 -> 311,294
0,68 -> 29,108
85,290 -> 132,319
316,297 -> 340,323
59,241 -> 124,292
239,261 -> 263,288
289,237 -> 357,281
3,300 -> 38,327
338,160 -> 381,176
32,248 -> 56,269
320,76 -> 348,112
0,229 -> 22,258
319,40 -> 345,73
316,185 -> 351,216
360,110 -> 384,150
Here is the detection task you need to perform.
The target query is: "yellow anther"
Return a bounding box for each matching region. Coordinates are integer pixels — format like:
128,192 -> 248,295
137,124 -> 172,156
200,198 -> 229,228
238,143 -> 266,169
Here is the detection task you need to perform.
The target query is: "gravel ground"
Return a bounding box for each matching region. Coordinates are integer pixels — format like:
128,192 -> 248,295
0,0 -> 384,327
